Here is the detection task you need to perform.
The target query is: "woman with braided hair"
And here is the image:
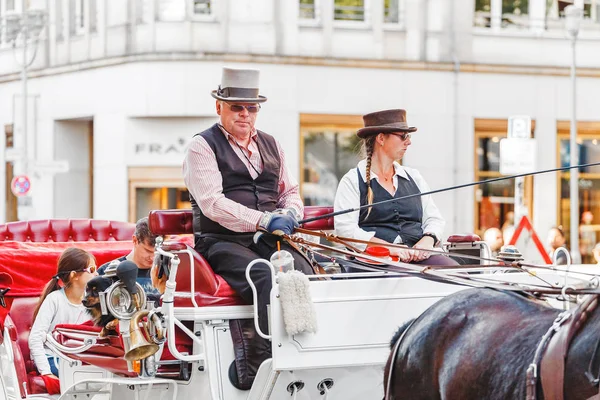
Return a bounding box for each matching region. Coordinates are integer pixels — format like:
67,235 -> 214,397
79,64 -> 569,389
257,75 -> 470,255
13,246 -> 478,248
29,247 -> 97,380
334,109 -> 457,267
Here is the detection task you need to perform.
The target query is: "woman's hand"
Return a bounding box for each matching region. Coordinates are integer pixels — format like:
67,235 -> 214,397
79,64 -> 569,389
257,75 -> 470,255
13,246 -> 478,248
410,236 -> 436,262
390,246 -> 417,263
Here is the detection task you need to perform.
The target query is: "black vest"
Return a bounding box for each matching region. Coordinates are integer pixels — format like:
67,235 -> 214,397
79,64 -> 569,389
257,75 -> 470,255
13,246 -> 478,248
358,167 -> 424,247
190,124 -> 280,237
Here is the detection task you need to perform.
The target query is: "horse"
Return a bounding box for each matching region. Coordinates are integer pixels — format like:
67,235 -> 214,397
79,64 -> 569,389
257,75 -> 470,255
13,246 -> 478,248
383,288 -> 600,400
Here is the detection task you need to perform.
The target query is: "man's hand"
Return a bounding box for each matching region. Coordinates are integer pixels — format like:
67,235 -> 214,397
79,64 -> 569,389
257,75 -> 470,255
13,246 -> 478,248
258,212 -> 299,235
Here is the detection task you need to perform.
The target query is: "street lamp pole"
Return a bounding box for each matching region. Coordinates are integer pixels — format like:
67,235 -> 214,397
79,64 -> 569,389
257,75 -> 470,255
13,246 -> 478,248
21,19 -> 29,175
565,4 -> 583,264
2,9 -> 46,219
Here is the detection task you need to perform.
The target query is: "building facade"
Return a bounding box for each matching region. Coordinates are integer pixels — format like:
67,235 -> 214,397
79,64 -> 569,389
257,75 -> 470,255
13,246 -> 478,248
1,0 -> 599,260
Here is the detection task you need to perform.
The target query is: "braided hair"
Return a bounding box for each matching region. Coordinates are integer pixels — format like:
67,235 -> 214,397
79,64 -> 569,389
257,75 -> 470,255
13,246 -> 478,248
361,135 -> 377,218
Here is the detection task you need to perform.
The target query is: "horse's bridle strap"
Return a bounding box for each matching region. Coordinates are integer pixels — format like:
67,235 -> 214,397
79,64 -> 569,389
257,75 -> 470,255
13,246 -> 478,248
539,295 -> 599,400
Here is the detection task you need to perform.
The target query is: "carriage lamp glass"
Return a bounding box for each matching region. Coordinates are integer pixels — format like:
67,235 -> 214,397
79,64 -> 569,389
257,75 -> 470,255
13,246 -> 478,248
109,287 -> 133,319
106,283 -> 147,319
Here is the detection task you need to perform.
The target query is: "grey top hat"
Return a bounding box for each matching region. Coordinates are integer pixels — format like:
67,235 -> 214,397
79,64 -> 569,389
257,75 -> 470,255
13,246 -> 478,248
211,67 -> 267,103
356,109 -> 417,139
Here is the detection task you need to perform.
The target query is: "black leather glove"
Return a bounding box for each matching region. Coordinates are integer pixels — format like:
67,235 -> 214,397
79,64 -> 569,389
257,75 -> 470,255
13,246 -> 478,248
258,212 -> 299,235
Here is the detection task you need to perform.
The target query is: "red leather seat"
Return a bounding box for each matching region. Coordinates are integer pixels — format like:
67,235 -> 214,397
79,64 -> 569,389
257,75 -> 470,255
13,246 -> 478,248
52,324 -> 136,377
447,234 -> 482,243
53,322 -> 194,378
148,209 -> 243,307
148,206 -> 335,236
159,242 -> 243,307
8,297 -> 48,395
301,206 -> 334,230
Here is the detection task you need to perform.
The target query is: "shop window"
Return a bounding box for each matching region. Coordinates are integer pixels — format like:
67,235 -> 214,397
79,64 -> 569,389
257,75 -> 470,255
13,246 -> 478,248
300,114 -> 363,206
474,119 -> 534,240
129,166 -> 190,222
557,121 -> 600,263
135,187 -> 190,221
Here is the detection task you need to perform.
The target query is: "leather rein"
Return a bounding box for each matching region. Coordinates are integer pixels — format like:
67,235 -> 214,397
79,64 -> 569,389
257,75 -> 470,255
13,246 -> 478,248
287,229 -> 600,296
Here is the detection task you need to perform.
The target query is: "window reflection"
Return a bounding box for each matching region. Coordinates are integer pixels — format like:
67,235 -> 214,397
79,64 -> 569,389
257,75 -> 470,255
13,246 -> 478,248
477,137 -> 502,172
135,187 -> 190,221
476,135 -> 518,238
474,119 -> 533,241
558,137 -> 600,263
302,131 -> 362,206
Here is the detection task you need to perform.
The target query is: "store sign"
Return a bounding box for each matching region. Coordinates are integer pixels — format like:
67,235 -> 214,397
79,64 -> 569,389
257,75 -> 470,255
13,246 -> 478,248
134,137 -> 189,156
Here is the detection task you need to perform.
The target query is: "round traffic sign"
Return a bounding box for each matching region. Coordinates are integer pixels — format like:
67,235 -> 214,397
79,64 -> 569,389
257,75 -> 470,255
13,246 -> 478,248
11,175 -> 31,197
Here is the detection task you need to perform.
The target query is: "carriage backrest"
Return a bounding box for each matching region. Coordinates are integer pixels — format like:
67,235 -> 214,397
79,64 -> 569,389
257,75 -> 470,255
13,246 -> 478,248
147,206 -> 335,235
0,219 -> 134,242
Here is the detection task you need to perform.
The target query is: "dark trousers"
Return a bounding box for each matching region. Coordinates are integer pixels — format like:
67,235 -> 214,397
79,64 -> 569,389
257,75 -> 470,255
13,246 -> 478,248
413,254 -> 459,266
196,235 -> 314,333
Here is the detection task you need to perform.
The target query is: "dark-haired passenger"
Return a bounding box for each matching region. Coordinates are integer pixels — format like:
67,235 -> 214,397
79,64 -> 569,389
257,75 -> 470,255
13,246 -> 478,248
97,217 -> 161,302
29,248 -> 97,379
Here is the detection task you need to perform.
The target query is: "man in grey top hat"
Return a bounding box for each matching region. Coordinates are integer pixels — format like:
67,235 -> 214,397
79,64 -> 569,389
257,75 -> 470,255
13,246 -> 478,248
183,67 -> 315,390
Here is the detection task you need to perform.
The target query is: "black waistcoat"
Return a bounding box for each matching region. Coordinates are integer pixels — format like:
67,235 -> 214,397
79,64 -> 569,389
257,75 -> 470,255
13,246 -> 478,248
189,124 -> 280,237
358,167 -> 424,247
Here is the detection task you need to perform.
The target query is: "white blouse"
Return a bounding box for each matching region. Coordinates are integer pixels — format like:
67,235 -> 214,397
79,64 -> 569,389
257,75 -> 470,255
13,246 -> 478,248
333,159 -> 445,249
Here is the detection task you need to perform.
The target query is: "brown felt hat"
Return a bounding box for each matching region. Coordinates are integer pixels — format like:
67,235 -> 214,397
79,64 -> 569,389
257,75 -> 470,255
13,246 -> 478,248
356,109 -> 417,139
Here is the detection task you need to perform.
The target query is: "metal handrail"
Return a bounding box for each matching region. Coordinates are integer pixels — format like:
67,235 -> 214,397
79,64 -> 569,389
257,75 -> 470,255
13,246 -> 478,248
245,259 -> 276,340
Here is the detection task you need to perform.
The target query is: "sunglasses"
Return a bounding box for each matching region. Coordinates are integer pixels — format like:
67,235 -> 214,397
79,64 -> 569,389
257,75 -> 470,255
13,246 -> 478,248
225,103 -> 261,113
390,132 -> 412,141
79,265 -> 97,274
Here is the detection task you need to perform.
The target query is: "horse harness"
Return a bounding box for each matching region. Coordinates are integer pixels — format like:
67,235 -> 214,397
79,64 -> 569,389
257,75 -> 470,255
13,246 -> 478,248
527,294 -> 600,400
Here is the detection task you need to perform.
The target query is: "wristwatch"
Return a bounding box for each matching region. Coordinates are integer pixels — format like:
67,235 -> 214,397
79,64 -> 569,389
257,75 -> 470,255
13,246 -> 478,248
422,232 -> 439,245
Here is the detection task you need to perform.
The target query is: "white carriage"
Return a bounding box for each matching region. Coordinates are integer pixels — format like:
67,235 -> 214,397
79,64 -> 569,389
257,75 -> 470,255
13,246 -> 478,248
0,207 -> 595,400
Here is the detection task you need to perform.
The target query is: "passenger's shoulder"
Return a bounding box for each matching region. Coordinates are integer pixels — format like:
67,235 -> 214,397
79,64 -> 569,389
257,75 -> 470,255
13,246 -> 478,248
98,256 -> 127,275
43,290 -> 63,305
